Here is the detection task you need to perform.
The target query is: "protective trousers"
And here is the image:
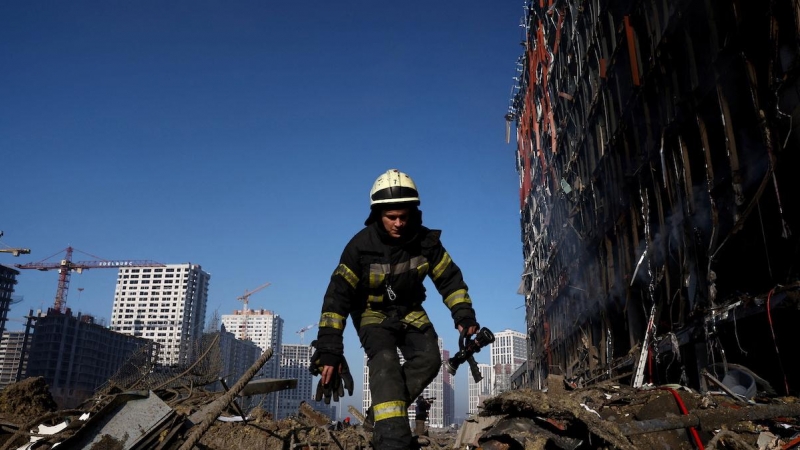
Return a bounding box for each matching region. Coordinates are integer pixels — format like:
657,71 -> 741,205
414,419 -> 426,437
360,316 -> 441,450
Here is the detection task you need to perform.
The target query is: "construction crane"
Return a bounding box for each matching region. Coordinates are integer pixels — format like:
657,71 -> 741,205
0,248 -> 30,257
14,246 -> 165,314
237,281 -> 271,340
296,323 -> 317,345
0,231 -> 31,257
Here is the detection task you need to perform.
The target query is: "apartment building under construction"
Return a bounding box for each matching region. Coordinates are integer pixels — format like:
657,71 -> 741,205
25,309 -> 157,408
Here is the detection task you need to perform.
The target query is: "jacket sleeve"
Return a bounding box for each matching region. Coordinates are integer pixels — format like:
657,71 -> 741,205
422,230 -> 477,329
314,240 -> 360,356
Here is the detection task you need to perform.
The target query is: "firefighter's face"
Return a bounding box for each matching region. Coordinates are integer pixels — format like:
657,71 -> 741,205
381,209 -> 410,238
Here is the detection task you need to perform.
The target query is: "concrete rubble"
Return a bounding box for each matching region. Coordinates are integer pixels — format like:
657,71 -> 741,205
3,367 -> 800,449
455,374 -> 800,450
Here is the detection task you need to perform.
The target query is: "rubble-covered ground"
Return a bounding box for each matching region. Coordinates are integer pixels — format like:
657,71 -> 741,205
2,375 -> 800,449
0,377 -> 456,450
460,375 -> 800,450
0,377 -> 58,423
194,415 -> 457,450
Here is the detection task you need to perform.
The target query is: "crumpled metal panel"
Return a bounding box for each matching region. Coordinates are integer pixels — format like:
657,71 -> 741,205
453,415 -> 503,449
60,391 -> 174,450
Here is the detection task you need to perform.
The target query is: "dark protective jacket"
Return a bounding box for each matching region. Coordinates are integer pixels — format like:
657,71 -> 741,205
314,219 -> 477,355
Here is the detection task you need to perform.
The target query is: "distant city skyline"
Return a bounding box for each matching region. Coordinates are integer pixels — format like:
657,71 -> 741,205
2,0 -> 528,420
2,257 -> 523,419
1,262 -> 525,420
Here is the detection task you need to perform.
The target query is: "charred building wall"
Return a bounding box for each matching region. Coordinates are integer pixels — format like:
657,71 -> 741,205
511,0 -> 800,391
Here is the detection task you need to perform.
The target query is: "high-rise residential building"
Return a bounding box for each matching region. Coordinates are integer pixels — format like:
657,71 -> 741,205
220,309 -> 283,355
441,348 -> 455,427
110,264 -> 210,366
490,329 -> 527,395
0,265 -> 20,340
221,309 -> 283,414
363,337 -> 454,429
278,343 -> 313,419
214,324 -> 262,387
0,330 -> 27,387
467,363 -> 493,415
26,310 -> 157,408
202,324 -> 263,410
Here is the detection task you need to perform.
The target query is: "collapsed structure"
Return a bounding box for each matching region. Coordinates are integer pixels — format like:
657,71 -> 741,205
510,0 -> 800,393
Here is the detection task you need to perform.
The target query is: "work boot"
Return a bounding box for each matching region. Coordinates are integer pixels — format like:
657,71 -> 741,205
411,435 -> 431,449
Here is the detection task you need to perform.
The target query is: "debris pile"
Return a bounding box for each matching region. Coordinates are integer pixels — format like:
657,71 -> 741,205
0,377 -> 57,422
456,375 -> 800,450
0,378 -> 457,449
3,332 -> 800,449
0,340 -> 457,450
4,369 -> 800,449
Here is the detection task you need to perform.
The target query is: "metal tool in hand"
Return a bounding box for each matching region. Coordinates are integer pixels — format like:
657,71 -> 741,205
443,327 -> 495,382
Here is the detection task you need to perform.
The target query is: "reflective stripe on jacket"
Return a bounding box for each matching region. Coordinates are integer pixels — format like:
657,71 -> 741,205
313,221 -> 476,354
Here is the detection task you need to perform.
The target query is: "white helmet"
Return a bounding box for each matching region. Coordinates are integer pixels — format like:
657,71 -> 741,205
369,169 -> 420,207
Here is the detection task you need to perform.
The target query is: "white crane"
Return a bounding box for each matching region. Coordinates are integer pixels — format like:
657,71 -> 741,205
0,231 -> 30,257
237,281 -> 271,340
296,323 -> 317,345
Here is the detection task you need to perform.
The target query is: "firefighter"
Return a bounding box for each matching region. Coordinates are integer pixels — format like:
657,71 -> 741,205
310,169 -> 480,450
414,395 -> 432,437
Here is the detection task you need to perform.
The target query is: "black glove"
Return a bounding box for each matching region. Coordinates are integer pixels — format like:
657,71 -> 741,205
456,318 -> 480,352
314,355 -> 354,404
456,317 -> 479,333
309,342 -> 341,376
309,341 -> 353,404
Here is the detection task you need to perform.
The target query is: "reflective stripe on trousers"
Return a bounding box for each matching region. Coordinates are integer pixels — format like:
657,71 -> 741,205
360,318 -> 441,450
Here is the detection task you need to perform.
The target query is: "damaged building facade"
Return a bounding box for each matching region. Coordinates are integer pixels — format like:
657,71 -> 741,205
510,0 -> 800,393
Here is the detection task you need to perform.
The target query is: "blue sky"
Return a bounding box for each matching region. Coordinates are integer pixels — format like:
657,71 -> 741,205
1,1 -> 526,419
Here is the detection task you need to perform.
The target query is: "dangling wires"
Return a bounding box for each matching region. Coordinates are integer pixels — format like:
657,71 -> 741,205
766,288 -> 791,395
659,387 -> 705,450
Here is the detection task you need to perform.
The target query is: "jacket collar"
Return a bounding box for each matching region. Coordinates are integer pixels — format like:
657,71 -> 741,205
370,220 -> 420,247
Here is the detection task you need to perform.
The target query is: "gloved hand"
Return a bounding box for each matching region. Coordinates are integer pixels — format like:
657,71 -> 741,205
456,317 -> 479,335
314,356 -> 354,404
309,341 -> 353,404
309,343 -> 340,376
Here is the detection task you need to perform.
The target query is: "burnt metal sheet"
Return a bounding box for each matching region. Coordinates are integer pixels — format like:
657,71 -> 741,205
238,377 -> 297,397
453,415 -> 503,449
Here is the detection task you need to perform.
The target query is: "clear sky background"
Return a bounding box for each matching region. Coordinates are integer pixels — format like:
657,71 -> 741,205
1,1 -> 527,420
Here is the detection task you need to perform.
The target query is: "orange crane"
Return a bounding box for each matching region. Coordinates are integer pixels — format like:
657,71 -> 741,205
296,323 -> 317,345
15,246 -> 165,313
237,281 -> 271,340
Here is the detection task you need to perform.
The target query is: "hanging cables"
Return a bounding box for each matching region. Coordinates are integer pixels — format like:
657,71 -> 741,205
766,288 -> 791,395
